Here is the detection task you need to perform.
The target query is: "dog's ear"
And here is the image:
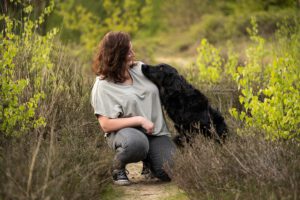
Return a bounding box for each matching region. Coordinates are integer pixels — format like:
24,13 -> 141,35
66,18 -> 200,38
168,77 -> 190,93
167,87 -> 175,94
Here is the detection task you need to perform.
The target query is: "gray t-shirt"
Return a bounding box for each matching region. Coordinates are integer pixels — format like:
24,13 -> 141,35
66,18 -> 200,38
91,61 -> 170,136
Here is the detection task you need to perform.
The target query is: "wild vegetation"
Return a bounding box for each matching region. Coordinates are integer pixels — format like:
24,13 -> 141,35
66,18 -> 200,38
171,134 -> 300,200
0,0 -> 299,199
0,1 -> 111,199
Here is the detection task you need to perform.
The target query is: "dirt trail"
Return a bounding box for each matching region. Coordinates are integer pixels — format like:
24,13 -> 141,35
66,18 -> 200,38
112,55 -> 192,200
114,162 -> 189,200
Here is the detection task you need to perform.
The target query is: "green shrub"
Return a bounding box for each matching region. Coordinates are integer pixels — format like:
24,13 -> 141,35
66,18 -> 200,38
0,37 -> 113,200
182,8 -> 297,47
230,18 -> 300,140
0,2 -> 112,199
193,39 -> 224,84
55,0 -> 155,58
189,17 -> 300,140
0,2 -> 57,137
184,38 -> 239,114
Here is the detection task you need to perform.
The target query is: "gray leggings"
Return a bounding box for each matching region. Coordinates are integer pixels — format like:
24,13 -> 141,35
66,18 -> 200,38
106,127 -> 176,181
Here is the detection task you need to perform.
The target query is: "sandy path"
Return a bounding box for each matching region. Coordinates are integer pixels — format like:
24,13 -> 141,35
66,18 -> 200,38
111,55 -> 192,200
114,162 -> 189,200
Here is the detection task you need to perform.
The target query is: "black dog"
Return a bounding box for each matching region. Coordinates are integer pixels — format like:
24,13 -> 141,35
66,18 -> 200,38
141,63 -> 228,146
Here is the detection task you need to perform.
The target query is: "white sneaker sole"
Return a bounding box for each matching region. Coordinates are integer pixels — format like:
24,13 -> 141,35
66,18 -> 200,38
113,180 -> 131,186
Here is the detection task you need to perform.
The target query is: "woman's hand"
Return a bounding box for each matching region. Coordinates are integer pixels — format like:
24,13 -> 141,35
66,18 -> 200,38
98,115 -> 154,134
138,116 -> 154,134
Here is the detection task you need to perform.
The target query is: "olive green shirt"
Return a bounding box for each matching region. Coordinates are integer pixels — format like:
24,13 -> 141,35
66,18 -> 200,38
91,61 -> 170,136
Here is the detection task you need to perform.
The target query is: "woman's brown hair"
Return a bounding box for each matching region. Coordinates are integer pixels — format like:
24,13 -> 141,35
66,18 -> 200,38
93,31 -> 133,83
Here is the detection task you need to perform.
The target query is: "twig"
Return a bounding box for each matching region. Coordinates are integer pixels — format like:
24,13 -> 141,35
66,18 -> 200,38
34,161 -> 103,196
26,129 -> 44,197
0,168 -> 27,196
41,109 -> 57,199
222,145 -> 251,174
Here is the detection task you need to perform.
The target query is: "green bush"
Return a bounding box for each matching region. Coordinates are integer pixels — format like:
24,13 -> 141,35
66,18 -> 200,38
0,31 -> 112,200
186,8 -> 298,45
0,2 -> 112,199
230,18 -> 300,140
55,0 -> 156,58
188,17 -> 300,140
194,39 -> 224,84
0,2 -> 57,137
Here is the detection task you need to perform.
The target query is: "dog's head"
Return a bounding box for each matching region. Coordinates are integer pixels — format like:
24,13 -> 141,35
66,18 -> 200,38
142,63 -> 183,89
142,63 -> 213,132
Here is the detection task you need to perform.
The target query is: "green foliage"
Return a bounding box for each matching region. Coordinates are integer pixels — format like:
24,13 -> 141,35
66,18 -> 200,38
161,0 -> 213,28
140,0 -> 162,34
188,39 -> 238,86
229,18 -> 300,140
182,8 -> 297,47
0,1 -> 57,137
42,0 -> 298,59
190,17 -> 300,140
232,0 -> 296,12
57,3 -> 105,53
55,0 -> 154,55
103,0 -> 143,33
194,39 -> 224,84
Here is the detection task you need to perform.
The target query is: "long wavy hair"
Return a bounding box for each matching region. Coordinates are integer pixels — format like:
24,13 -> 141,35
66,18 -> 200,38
93,31 -> 133,83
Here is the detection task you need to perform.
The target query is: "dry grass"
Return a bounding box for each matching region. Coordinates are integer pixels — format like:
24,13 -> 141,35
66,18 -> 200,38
170,131 -> 300,200
0,43 -> 112,199
169,31 -> 300,200
0,130 -> 112,199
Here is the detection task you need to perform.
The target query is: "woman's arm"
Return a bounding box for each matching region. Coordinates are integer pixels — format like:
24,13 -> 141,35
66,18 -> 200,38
98,115 -> 154,134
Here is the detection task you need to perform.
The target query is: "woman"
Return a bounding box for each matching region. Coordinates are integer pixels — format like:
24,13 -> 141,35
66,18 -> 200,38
91,31 -> 175,185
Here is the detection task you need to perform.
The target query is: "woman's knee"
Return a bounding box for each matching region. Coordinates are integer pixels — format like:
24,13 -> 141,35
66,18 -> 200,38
115,128 -> 149,162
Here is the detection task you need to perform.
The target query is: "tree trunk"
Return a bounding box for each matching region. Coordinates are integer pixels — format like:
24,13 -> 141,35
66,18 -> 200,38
1,0 -> 8,37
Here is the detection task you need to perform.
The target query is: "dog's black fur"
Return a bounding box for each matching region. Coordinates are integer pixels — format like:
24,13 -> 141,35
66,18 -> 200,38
141,63 -> 228,146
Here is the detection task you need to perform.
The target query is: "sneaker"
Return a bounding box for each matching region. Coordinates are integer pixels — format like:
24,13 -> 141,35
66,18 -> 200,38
141,163 -> 155,179
112,169 -> 131,186
141,163 -> 151,175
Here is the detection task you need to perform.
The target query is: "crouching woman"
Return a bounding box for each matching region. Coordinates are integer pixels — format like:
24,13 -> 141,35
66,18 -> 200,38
91,31 -> 175,185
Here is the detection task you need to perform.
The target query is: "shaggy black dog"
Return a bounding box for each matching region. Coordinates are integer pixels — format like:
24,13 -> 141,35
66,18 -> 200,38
141,63 -> 228,146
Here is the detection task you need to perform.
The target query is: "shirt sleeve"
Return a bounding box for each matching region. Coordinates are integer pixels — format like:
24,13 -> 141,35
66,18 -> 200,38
91,79 -> 123,118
